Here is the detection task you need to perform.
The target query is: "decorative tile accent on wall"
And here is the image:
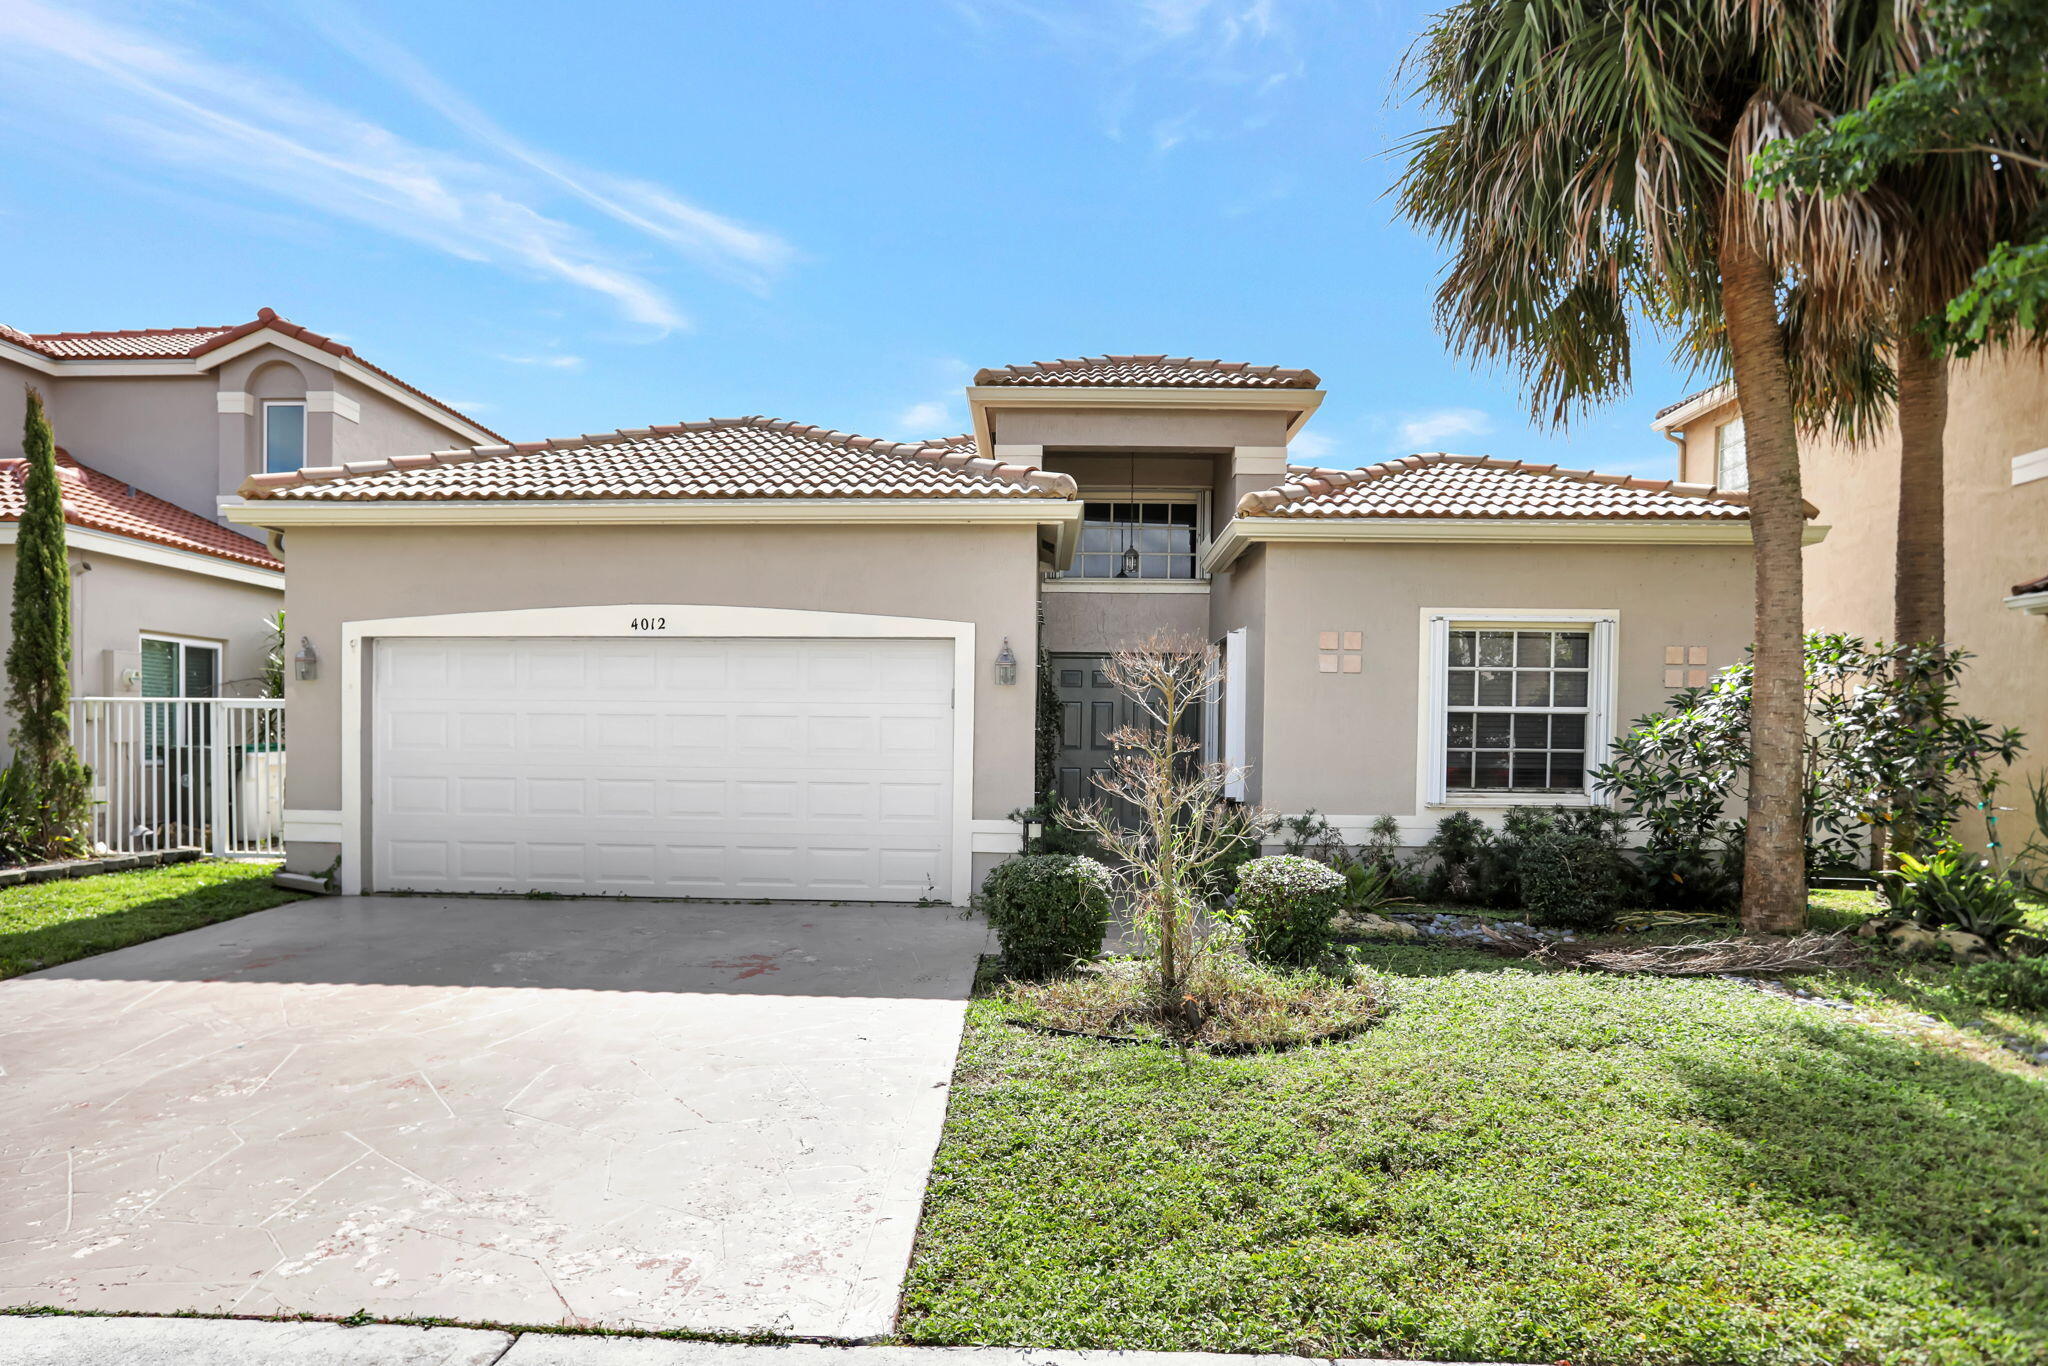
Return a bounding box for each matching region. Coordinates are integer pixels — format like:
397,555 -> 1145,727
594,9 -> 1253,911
1664,644 -> 1711,688
1318,628 -> 1364,676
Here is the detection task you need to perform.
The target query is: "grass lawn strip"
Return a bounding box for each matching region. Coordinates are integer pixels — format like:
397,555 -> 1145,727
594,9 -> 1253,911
902,935 -> 2048,1366
0,860 -> 305,979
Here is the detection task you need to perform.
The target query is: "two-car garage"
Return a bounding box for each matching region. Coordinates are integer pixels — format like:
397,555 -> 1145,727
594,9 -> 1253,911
368,633 -> 959,903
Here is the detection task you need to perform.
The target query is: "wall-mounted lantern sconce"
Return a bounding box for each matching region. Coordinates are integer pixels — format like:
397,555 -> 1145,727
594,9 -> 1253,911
294,636 -> 319,682
994,637 -> 1018,687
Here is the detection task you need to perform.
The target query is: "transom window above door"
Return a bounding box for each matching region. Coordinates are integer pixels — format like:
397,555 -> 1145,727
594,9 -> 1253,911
1071,500 -> 1201,579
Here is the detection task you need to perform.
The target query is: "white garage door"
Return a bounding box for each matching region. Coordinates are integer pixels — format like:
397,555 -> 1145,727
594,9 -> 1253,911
371,636 -> 955,901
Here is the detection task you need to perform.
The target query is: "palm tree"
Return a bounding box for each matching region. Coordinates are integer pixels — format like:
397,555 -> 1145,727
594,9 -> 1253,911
1398,1 -> 1912,932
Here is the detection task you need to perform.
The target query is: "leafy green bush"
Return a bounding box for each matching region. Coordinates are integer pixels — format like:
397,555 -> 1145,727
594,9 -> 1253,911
1520,829 -> 1630,930
1227,855 -> 1345,966
980,854 -> 1115,978
1421,811 -> 1492,902
1882,844 -> 2028,945
1335,858 -> 1409,916
1950,957 -> 2048,1014
1596,634 -> 2024,877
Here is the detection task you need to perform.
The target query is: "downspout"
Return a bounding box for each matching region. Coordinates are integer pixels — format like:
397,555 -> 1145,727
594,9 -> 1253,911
1662,428 -> 1688,481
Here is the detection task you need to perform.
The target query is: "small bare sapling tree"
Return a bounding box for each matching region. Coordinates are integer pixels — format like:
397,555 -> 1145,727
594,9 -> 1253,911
1061,633 -> 1257,1031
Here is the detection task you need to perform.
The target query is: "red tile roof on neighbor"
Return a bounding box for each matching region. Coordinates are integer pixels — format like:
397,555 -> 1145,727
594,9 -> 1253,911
2014,571 -> 2048,597
239,416 -> 1078,502
1237,452 -> 1791,520
0,309 -> 501,441
974,355 -> 1321,389
0,452 -> 280,570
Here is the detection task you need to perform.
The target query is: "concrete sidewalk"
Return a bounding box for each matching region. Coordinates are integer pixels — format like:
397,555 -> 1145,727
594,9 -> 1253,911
0,1316 -> 1531,1366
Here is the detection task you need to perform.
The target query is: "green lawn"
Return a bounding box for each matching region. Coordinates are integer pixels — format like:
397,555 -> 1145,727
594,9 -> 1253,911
902,933 -> 2048,1365
0,860 -> 304,979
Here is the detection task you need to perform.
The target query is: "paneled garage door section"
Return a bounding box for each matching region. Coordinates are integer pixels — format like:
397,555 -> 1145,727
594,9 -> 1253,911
372,637 -> 954,901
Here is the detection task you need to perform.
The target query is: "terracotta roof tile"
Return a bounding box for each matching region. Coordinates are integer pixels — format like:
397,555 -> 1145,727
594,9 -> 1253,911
2014,571 -> 2048,597
0,451 -> 280,570
1238,452 -> 1791,520
240,416 -> 1076,502
974,355 -> 1320,389
4,309 -> 499,441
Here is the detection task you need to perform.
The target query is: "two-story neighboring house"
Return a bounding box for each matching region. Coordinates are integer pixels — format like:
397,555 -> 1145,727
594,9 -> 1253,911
1653,348 -> 2048,846
228,354 -> 1772,903
0,309 -> 498,704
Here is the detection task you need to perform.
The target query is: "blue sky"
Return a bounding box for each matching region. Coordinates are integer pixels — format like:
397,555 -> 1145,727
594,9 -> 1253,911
0,0 -> 1707,477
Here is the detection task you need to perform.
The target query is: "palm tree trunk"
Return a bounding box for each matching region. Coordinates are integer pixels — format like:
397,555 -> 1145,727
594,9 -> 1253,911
1718,230 -> 1809,935
1893,327 -> 1948,646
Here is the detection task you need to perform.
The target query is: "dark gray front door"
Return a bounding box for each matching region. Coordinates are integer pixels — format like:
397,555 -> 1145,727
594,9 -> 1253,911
1053,654 -> 1124,811
1051,653 -> 1202,824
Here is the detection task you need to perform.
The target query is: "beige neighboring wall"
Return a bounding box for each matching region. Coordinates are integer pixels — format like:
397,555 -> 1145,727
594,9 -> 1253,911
1254,540 -> 1755,838
1669,351 -> 2048,845
274,522 -> 1043,875
0,547 -> 279,755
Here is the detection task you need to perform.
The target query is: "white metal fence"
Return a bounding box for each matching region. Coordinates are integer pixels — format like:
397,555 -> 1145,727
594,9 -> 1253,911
69,697 -> 286,856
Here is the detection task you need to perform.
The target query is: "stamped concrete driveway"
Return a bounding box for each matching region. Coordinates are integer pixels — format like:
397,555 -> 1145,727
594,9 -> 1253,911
0,896 -> 988,1337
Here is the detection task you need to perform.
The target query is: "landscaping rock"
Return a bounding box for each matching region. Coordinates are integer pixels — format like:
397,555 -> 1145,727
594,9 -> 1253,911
1340,912 -> 1419,939
1885,924 -> 1942,956
1856,915 -> 1904,939
1937,928 -> 1994,964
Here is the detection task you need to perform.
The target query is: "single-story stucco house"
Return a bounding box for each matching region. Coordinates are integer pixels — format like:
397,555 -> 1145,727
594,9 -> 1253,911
229,355 -> 1802,905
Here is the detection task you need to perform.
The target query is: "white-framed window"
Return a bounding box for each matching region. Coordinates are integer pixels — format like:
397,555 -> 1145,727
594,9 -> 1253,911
1715,416 -> 1748,492
1205,628 -> 1248,800
1421,610 -> 1617,807
263,399 -> 308,474
1065,494 -> 1206,579
140,634 -> 221,698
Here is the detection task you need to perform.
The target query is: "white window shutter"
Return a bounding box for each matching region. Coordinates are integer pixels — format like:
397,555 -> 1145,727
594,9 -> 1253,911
1589,617 -> 1618,803
1223,627 -> 1248,799
1424,615 -> 1450,805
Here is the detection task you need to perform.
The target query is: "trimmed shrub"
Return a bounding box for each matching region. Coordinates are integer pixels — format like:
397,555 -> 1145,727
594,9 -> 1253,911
1520,830 -> 1630,930
980,854 -> 1115,978
1229,855 -> 1346,966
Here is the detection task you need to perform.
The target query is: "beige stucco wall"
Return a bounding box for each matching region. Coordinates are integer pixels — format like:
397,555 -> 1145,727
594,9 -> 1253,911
1670,351 -> 2048,845
332,371 -> 485,467
274,521 -> 1043,879
1042,588 -> 1210,654
0,546 -> 280,761
992,408 -> 1291,452
1252,540 -> 1755,839
44,375 -> 221,522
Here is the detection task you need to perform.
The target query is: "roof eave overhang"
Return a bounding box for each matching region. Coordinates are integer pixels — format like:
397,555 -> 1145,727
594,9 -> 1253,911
225,495 -> 1085,567
0,521 -> 283,588
968,384 -> 1325,454
1650,383 -> 1737,433
2005,589 -> 2048,615
1200,514 -> 1821,574
0,332 -> 493,444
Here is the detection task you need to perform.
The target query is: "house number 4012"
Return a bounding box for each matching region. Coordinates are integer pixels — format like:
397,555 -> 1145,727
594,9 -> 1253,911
628,616 -> 668,631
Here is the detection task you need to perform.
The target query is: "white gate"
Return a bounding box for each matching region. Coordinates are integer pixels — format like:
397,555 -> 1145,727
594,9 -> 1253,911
69,697 -> 286,856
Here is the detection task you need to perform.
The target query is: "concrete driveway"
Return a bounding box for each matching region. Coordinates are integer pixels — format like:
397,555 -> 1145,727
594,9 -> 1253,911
0,895 -> 989,1337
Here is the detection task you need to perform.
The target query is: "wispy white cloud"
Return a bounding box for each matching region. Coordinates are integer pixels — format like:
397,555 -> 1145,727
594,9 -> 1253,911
499,354 -> 587,371
301,8 -> 794,293
1393,407 -> 1495,451
895,400 -> 957,434
952,0 -> 1302,150
0,1 -> 791,331
1289,429 -> 1337,462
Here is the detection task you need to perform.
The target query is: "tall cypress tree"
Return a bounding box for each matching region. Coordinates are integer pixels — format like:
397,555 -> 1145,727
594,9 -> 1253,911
7,386 -> 88,855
